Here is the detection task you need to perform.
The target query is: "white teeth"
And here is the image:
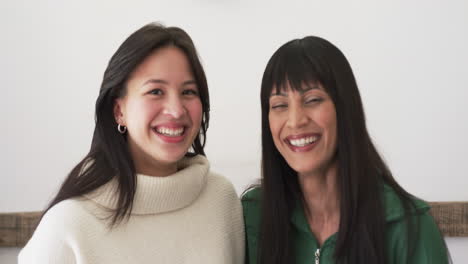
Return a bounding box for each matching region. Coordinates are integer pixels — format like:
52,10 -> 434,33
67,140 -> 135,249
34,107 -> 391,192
156,127 -> 184,137
289,136 -> 318,147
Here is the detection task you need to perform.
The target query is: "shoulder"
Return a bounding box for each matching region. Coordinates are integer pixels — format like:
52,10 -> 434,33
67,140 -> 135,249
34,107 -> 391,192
241,186 -> 261,209
241,186 -> 261,205
198,171 -> 245,232
240,187 -> 261,230
408,210 -> 449,263
37,199 -> 93,231
241,186 -> 261,215
48,198 -> 101,225
198,171 -> 243,212
386,208 -> 448,263
204,171 -> 240,199
240,187 -> 261,263
383,185 -> 449,263
206,171 -> 236,189
18,199 -> 92,263
26,198 -> 102,244
383,184 -> 430,223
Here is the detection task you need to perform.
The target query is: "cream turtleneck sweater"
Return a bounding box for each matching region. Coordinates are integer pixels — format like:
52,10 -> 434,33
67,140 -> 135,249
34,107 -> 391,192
18,155 -> 244,264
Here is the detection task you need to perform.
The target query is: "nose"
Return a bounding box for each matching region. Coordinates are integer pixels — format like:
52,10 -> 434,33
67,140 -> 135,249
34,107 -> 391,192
286,104 -> 308,129
162,94 -> 187,119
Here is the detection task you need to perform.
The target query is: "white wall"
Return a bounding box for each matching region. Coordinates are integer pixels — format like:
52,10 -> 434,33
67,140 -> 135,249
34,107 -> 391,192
1,0 -> 467,263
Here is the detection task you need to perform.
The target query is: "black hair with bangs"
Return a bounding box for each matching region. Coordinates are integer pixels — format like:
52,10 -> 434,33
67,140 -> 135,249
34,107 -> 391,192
255,36 -> 434,264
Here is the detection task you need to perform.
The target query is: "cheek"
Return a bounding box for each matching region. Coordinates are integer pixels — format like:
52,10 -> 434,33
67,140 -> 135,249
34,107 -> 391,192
268,113 -> 283,144
127,99 -> 158,125
268,113 -> 276,135
187,100 -> 203,125
317,105 -> 337,145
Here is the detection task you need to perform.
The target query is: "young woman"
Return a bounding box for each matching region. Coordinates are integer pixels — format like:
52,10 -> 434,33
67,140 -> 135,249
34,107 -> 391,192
242,36 -> 450,264
19,23 -> 244,264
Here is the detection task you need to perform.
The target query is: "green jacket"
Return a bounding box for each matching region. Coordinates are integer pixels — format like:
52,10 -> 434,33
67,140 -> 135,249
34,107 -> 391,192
242,185 -> 449,264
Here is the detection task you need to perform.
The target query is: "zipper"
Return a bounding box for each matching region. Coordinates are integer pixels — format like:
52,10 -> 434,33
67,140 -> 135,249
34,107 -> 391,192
315,248 -> 320,264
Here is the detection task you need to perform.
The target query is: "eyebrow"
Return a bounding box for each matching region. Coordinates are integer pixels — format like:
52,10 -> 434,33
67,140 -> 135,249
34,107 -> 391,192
142,79 -> 197,87
270,84 -> 320,97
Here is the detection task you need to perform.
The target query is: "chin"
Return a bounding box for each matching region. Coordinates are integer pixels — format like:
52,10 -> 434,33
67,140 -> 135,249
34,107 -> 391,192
284,158 -> 317,174
292,166 -> 316,175
292,160 -> 336,177
283,158 -> 312,173
156,151 -> 188,164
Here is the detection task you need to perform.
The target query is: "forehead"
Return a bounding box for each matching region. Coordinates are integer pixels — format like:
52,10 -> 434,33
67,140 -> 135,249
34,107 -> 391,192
131,46 -> 193,80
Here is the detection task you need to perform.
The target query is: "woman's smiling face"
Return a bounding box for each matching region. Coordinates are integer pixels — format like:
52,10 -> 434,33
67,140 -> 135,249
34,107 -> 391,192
114,46 -> 202,176
268,82 -> 337,176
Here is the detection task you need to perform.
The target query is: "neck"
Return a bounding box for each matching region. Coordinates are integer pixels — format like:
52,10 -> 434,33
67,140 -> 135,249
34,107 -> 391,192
298,161 -> 340,223
132,152 -> 178,177
136,162 -> 177,177
128,140 -> 178,177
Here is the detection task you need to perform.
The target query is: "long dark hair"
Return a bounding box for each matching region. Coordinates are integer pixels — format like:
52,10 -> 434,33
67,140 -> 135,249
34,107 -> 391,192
256,36 -> 423,264
43,23 -> 210,226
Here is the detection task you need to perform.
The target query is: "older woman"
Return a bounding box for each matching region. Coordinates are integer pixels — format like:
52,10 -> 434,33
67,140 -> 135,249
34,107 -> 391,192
19,23 -> 244,264
242,36 -> 449,264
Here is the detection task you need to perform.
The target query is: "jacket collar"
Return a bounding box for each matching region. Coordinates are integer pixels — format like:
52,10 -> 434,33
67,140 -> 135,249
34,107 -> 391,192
291,184 -> 430,233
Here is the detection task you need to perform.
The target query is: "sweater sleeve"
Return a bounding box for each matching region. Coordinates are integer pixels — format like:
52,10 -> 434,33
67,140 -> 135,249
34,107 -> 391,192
18,203 -> 77,264
387,210 -> 450,264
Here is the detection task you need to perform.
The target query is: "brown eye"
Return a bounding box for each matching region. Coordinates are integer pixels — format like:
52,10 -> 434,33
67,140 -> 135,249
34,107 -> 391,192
149,89 -> 163,95
182,89 -> 199,96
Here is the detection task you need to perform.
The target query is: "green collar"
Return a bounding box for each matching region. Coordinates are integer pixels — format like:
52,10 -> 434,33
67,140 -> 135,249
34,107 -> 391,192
290,184 -> 430,235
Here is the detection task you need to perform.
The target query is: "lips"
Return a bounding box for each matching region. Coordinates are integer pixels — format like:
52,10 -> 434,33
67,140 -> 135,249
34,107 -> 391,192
284,133 -> 320,152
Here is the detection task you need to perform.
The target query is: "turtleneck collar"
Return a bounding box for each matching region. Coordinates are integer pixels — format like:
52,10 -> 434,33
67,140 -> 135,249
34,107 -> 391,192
83,155 -> 209,215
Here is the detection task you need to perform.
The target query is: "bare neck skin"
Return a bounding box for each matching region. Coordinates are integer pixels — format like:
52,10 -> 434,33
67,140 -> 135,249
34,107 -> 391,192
298,161 -> 340,246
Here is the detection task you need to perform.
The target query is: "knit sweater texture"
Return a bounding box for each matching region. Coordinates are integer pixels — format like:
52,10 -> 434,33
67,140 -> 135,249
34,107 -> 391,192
18,155 -> 245,264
